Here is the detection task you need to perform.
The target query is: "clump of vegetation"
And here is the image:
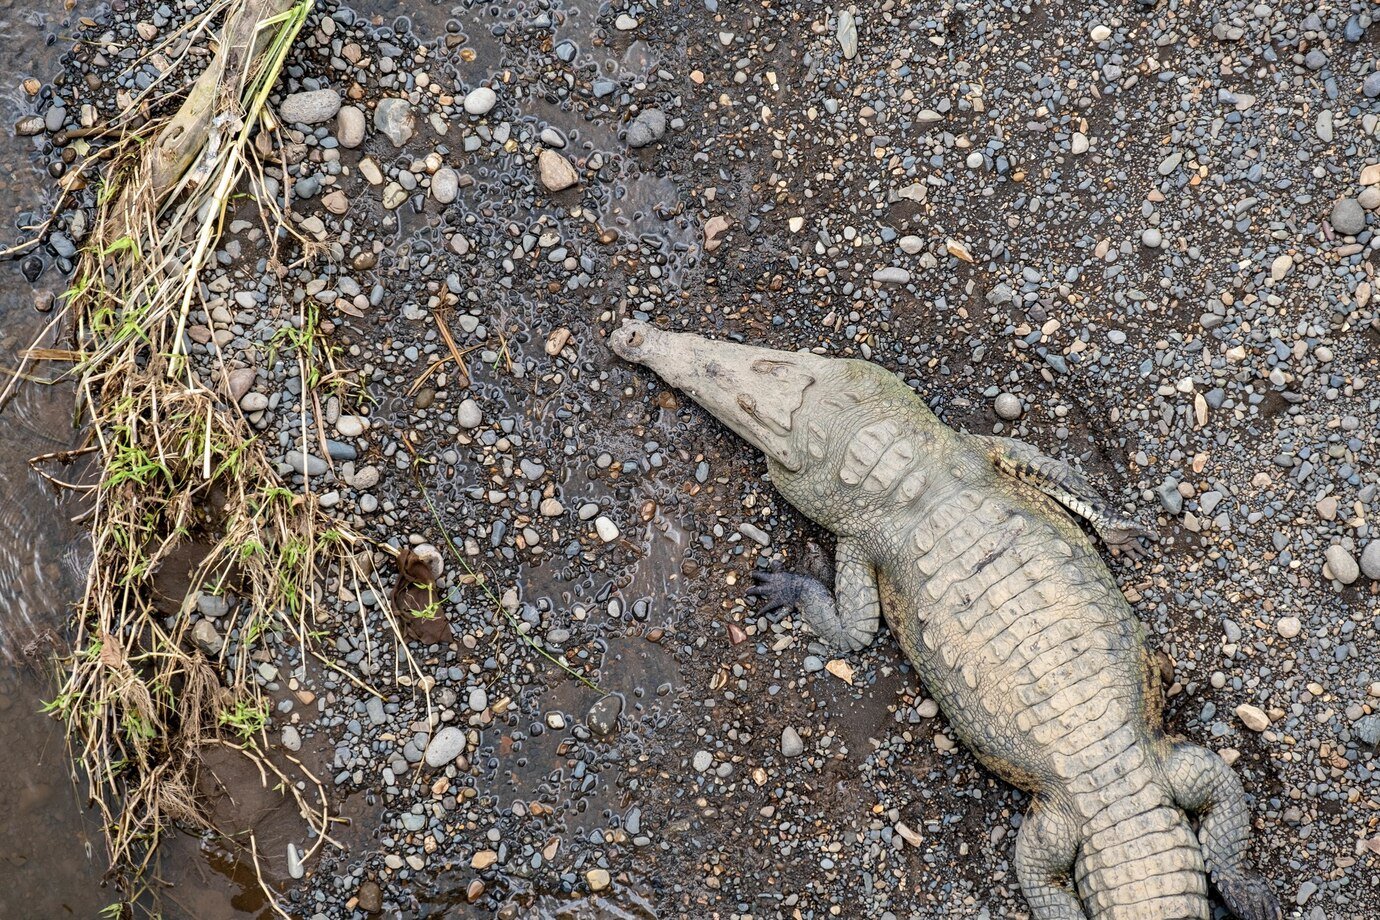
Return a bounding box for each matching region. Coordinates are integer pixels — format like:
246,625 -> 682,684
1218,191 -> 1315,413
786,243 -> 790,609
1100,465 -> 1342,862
6,0 -> 412,912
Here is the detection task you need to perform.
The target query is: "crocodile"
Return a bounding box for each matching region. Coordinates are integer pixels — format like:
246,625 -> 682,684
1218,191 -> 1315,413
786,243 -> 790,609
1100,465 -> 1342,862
610,321 -> 1280,920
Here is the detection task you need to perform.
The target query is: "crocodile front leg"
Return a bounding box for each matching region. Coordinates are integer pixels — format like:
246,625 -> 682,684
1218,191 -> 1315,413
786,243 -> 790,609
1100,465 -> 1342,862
1014,801 -> 1089,920
1162,744 -> 1282,920
747,538 -> 880,652
976,435 -> 1156,558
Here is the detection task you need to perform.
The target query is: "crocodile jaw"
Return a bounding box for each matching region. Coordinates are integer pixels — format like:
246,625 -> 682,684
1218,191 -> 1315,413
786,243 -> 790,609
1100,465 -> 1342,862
610,320 -> 820,472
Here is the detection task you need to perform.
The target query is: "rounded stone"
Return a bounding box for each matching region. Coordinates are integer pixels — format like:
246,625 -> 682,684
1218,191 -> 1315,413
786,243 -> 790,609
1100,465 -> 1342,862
423,727 -> 467,767
431,167 -> 459,204
537,148 -> 578,192
994,393 -> 1022,420
1275,616 -> 1301,639
1141,227 -> 1163,248
1324,544 -> 1359,584
279,88 -> 341,125
1330,197 -> 1365,236
1360,541 -> 1380,580
336,105 -> 366,147
463,86 -> 497,116
458,398 -> 482,428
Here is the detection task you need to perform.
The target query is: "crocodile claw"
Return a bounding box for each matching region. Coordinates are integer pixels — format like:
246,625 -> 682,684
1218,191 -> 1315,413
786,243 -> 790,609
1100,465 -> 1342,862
746,570 -> 802,621
1215,869 -> 1282,920
1101,522 -> 1158,561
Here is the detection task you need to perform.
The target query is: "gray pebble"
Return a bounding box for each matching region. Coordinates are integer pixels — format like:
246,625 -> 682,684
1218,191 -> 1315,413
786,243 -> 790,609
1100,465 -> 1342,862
625,109 -> 667,148
1329,198 -> 1365,236
279,88 -> 341,125
373,97 -> 415,147
1360,541 -> 1380,580
1324,545 -> 1359,585
423,726 -> 466,767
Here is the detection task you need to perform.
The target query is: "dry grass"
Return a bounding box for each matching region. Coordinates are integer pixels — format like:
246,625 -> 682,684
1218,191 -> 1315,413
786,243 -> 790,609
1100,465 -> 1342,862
9,0 -> 419,912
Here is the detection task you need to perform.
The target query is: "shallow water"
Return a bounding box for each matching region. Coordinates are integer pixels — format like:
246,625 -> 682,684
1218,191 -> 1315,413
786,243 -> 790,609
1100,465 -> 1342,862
0,0 -> 114,914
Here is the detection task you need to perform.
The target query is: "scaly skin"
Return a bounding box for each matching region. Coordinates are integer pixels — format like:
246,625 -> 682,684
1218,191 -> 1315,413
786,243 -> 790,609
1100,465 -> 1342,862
611,322 -> 1280,920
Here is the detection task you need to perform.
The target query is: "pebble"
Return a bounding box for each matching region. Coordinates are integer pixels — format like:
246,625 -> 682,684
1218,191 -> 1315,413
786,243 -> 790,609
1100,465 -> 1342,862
614,13 -> 638,30
537,149 -> 578,192
1323,545 -> 1359,585
336,105 -> 366,147
586,868 -> 611,891
1235,704 -> 1270,732
278,88 -> 340,125
1360,542 -> 1380,581
871,266 -> 910,285
423,727 -> 467,767
1275,617 -> 1301,640
458,399 -> 483,428
287,843 -> 305,880
463,86 -> 497,116
994,393 -> 1022,420
356,881 -> 382,913
586,694 -> 622,736
625,109 -> 667,148
285,450 -> 326,477
780,726 -> 804,757
1329,198 -> 1365,236
191,619 -> 222,654
1140,227 -> 1162,248
14,115 -> 45,136
1356,715 -> 1380,749
594,516 -> 620,543
373,98 -> 415,147
431,168 -> 459,204
836,10 -> 857,59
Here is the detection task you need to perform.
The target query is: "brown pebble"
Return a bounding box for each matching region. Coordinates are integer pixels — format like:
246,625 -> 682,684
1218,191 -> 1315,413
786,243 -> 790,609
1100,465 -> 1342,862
356,880 -> 382,913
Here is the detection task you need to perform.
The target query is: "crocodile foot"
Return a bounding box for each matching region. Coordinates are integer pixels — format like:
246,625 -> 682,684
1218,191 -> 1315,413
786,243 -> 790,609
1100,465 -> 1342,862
1215,870 -> 1282,920
1097,521 -> 1159,560
746,569 -> 812,622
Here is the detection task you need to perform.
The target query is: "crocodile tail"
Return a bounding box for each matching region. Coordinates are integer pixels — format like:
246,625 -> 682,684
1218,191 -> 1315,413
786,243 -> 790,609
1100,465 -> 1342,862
1072,762 -> 1211,920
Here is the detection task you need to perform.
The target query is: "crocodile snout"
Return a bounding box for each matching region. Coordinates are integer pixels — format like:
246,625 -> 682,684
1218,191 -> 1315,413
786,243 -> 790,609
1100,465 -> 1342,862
609,320 -> 654,362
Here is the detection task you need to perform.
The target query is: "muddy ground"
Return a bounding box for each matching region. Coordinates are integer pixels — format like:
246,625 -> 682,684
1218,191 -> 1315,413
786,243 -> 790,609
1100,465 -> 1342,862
6,0 -> 1380,917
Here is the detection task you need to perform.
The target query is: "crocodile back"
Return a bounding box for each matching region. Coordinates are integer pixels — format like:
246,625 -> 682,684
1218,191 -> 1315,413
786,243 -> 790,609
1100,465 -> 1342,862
772,381 -> 1211,918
